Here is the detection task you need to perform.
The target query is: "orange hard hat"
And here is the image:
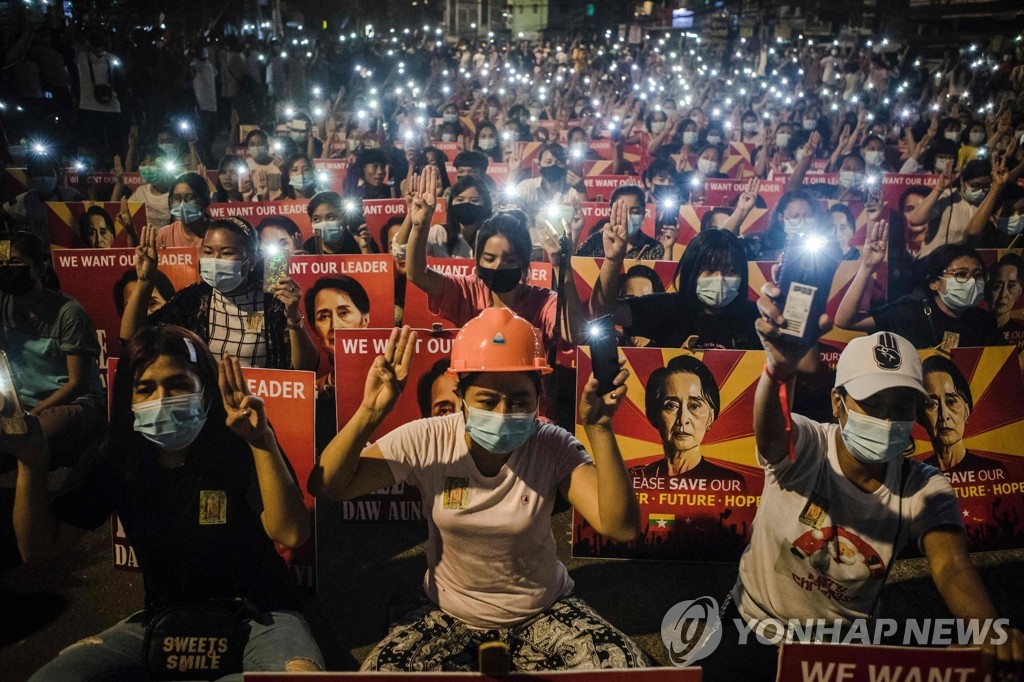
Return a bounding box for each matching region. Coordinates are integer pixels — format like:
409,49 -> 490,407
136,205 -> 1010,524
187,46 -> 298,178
448,308 -> 552,375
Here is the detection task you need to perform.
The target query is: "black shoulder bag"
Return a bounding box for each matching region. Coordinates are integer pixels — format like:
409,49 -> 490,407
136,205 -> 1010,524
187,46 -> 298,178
142,597 -> 259,680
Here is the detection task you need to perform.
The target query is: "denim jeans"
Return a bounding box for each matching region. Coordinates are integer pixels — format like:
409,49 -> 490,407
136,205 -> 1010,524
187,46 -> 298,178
29,609 -> 324,681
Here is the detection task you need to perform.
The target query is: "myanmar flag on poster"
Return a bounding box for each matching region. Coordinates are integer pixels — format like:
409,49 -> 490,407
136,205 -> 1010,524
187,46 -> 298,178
649,513 -> 675,530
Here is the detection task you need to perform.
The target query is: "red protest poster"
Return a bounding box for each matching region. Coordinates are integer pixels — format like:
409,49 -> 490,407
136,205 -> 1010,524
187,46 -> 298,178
208,200 -> 313,241
583,175 -> 636,202
572,347 -> 766,562
704,178 -> 785,213
775,643 -> 984,682
361,199 -> 448,252
909,346 -> 1024,554
287,254 -> 395,396
402,257 -> 554,329
53,247 -> 200,376
44,201 -> 147,249
107,361 -> 318,589
332,328 -> 459,523
722,142 -> 756,178
63,171 -> 144,194
881,173 -> 937,213
243,367 -> 318,589
313,158 -> 349,194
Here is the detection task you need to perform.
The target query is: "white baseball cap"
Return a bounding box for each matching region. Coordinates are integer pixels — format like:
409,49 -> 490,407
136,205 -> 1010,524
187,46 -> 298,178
834,332 -> 926,401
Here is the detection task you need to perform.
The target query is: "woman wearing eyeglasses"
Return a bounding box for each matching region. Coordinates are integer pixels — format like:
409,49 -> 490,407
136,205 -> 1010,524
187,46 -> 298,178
835,221 -> 1004,349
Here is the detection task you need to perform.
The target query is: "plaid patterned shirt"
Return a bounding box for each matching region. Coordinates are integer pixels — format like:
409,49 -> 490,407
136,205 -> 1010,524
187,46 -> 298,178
206,288 -> 268,367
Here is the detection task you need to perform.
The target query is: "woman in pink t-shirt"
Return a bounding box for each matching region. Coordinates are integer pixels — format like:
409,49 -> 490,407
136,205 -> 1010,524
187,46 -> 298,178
155,172 -> 211,249
310,310 -> 649,671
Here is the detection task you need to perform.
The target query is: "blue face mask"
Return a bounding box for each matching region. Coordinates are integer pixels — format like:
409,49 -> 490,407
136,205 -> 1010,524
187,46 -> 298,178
938,278 -> 983,313
171,200 -> 204,224
839,397 -> 914,464
199,257 -> 248,293
464,406 -> 537,454
132,393 -> 207,451
30,176 -> 58,194
627,213 -> 643,236
315,220 -> 345,245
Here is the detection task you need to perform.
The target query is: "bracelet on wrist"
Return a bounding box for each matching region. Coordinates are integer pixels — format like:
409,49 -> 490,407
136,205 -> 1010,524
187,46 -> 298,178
285,314 -> 305,330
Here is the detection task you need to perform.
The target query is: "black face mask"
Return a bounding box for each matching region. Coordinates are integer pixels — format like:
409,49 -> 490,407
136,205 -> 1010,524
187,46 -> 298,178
450,202 -> 489,226
539,165 -> 567,184
0,265 -> 36,296
477,266 -> 521,294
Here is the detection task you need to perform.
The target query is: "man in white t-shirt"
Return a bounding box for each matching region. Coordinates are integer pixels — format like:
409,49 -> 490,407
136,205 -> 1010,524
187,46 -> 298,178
75,31 -> 124,158
697,292 -> 1024,680
190,47 -> 218,163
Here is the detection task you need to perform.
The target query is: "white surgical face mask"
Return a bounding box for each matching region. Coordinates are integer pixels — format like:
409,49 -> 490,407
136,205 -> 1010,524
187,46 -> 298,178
682,131 -> 698,145
863,150 -> 882,166
776,133 -> 791,148
697,158 -> 719,175
1001,214 -> 1023,235
706,134 -> 722,145
803,118 -> 817,131
969,132 -> 985,146
938,277 -> 984,312
742,121 -> 759,134
962,185 -> 986,204
695,275 -> 742,309
934,157 -> 950,172
839,170 -> 863,189
478,137 -> 497,151
650,121 -> 666,134
944,131 -> 959,142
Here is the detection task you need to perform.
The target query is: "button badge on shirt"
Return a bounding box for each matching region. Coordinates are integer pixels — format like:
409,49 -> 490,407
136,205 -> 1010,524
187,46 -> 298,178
245,312 -> 265,334
443,477 -> 469,510
199,490 -> 227,525
798,493 -> 829,530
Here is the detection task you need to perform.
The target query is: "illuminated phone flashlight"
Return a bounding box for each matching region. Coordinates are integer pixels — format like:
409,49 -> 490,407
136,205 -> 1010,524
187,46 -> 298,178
312,86 -> 322,97
546,203 -> 562,220
403,130 -> 414,141
284,106 -> 296,118
865,175 -> 878,188
662,198 -> 678,212
179,120 -> 191,131
31,142 -> 48,155
803,233 -> 827,253
74,160 -> 85,171
263,242 -> 281,257
236,165 -> 248,176
588,321 -> 605,338
357,110 -> 366,119
317,170 -> 329,184
111,57 -> 121,68
163,160 -> 178,173
344,200 -> 357,213
272,141 -> 283,152
571,148 -> 583,160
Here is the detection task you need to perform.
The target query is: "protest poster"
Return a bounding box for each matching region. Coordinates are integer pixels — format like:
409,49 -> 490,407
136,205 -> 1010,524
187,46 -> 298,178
44,201 -> 147,249
881,173 -> 938,209
976,249 -> 1024,352
704,178 -> 786,216
775,643 -> 985,682
332,328 -> 460,523
722,142 -> 757,178
361,198 -> 447,252
313,158 -> 349,194
287,254 -> 396,397
53,247 -> 200,379
909,346 -> 1024,554
63,171 -> 144,194
208,200 -> 313,241
250,670 -> 702,681
402,258 -> 553,329
583,175 -> 636,201
572,347 -> 766,562
3,166 -> 29,194
108,362 -> 318,589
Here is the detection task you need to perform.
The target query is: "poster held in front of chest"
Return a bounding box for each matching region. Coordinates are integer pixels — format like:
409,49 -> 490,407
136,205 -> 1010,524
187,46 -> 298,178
572,347 -> 766,562
52,247 -> 200,387
333,328 -> 459,523
108,363 -> 320,590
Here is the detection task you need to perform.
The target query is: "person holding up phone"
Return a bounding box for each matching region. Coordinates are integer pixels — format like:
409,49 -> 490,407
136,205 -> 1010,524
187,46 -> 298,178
588,220 -> 760,350
903,159 -> 994,259
0,232 -> 104,467
309,312 -> 648,671
120,220 -> 318,371
4,326 -> 324,679
302,191 -> 378,255
693,288 -> 1024,681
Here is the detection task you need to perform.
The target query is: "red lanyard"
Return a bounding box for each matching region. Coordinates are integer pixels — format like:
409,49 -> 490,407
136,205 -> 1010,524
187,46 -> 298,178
764,363 -> 795,462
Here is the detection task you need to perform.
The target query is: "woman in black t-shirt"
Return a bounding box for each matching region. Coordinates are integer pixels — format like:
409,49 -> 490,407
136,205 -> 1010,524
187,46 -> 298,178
589,219 -> 760,350
3,325 -> 324,679
836,223 -> 1003,349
